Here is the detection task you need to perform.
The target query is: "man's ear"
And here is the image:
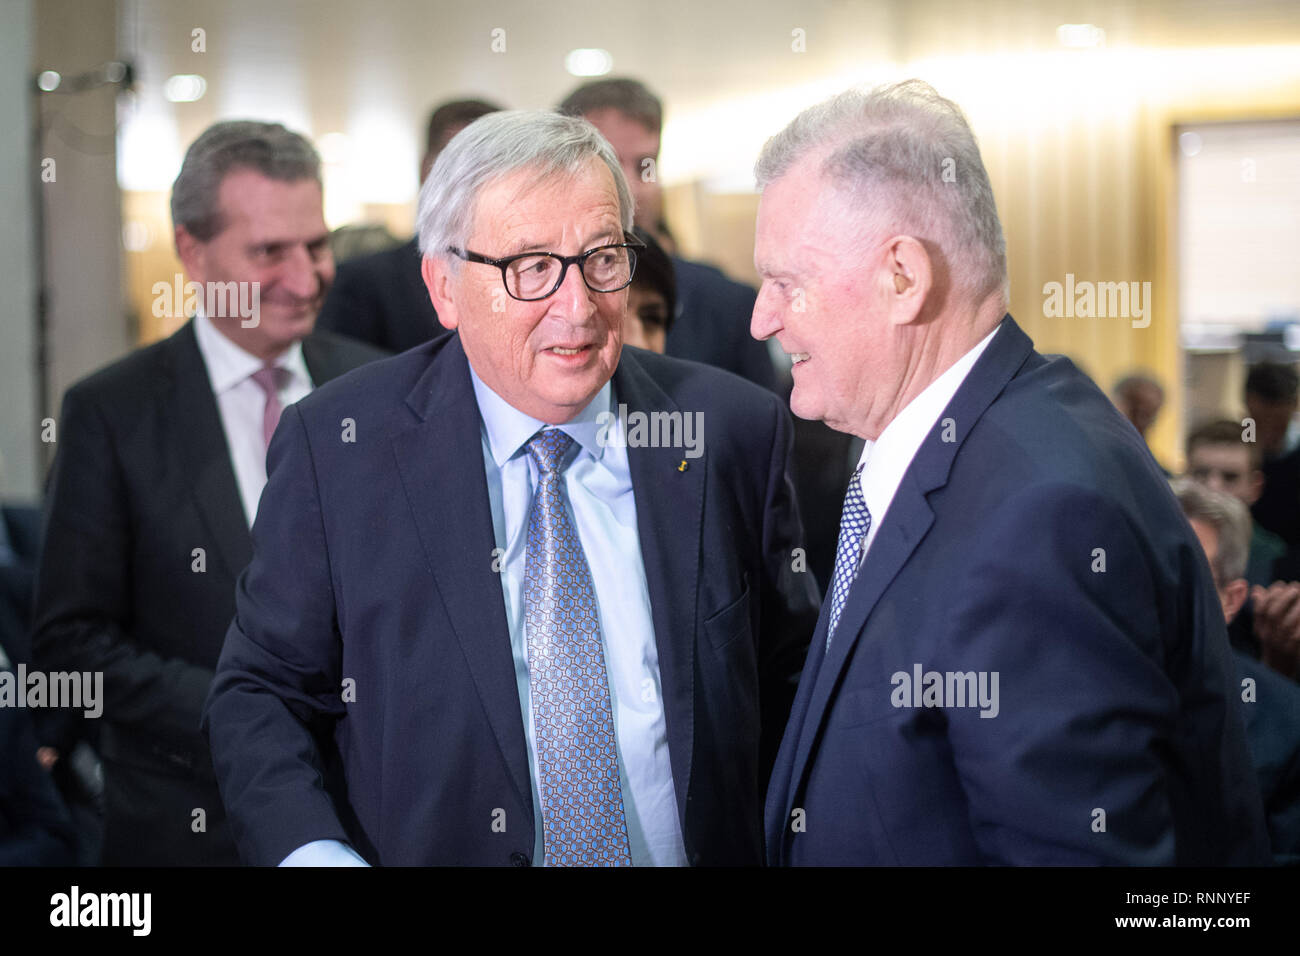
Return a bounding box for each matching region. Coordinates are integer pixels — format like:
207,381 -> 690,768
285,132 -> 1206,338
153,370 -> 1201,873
1223,577 -> 1250,624
882,235 -> 932,326
1246,469 -> 1265,506
174,225 -> 206,285
422,255 -> 460,331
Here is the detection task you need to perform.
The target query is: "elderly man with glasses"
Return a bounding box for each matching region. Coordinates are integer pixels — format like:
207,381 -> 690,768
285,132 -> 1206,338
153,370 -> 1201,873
202,110 -> 819,867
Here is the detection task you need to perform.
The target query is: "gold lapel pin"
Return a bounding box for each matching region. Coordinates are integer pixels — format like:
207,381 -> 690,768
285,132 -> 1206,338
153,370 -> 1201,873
678,460 -> 688,472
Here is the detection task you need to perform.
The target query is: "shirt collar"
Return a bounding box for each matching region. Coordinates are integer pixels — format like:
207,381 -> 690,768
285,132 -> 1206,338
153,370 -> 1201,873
467,361 -> 614,469
193,309 -> 310,393
857,322 -> 1002,504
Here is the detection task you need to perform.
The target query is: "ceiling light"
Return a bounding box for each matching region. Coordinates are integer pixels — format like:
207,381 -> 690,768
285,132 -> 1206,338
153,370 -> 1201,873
163,74 -> 206,102
566,49 -> 613,77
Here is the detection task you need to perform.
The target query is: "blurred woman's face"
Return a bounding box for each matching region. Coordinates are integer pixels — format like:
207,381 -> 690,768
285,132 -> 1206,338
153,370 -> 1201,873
623,285 -> 669,354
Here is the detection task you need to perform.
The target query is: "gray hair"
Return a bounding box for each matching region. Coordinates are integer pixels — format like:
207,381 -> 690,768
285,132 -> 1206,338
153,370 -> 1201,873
417,110 -> 634,267
1172,477 -> 1251,584
171,120 -> 322,240
557,77 -> 663,135
755,79 -> 1008,304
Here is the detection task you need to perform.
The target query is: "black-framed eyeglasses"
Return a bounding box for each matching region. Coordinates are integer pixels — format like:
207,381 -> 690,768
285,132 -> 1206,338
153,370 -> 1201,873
448,232 -> 645,302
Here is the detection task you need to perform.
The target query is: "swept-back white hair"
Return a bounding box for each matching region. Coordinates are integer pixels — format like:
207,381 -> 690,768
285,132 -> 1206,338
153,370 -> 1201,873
756,79 -> 1008,304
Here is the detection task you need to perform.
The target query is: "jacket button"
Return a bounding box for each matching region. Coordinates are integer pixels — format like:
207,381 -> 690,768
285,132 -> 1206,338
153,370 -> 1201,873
510,852 -> 531,867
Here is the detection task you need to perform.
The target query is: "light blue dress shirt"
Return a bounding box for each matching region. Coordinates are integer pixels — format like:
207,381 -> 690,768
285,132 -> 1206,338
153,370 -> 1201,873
280,368 -> 686,867
471,367 -> 687,867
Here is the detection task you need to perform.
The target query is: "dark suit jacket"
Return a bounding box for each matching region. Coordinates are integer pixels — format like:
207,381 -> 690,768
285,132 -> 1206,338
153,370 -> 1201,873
316,238 -> 448,354
766,315 -> 1271,865
1253,444 -> 1300,549
668,256 -> 777,392
202,335 -> 819,866
31,320 -> 387,866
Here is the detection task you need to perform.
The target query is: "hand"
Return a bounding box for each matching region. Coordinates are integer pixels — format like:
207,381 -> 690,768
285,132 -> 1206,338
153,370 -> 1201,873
35,746 -> 60,771
1250,581 -> 1300,678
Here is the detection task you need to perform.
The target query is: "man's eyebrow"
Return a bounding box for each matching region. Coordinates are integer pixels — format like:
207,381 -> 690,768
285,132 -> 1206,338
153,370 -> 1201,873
248,233 -> 332,251
503,237 -> 548,255
582,227 -> 622,249
502,228 -> 622,256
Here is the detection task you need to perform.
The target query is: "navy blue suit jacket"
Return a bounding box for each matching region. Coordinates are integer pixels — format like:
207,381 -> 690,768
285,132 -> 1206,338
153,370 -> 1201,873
202,335 -> 819,866
765,316 -> 1270,865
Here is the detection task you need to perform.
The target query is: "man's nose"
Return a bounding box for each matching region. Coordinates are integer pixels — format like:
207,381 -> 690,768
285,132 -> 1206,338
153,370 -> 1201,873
279,246 -> 323,299
751,284 -> 782,341
550,259 -> 597,319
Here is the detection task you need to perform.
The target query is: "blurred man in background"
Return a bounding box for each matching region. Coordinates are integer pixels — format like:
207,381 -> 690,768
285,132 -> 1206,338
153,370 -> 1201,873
1245,361 -> 1300,550
1186,418 -> 1287,587
1173,478 -> 1300,864
316,97 -> 504,353
31,120 -> 385,865
1111,370 -> 1168,473
559,77 -> 779,392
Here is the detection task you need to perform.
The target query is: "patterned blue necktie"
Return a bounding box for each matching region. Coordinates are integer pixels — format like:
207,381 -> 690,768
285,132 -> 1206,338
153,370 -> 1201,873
523,428 -> 632,866
826,462 -> 872,648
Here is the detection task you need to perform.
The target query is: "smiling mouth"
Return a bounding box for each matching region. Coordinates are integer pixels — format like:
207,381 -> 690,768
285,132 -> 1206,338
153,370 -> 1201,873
789,352 -> 810,366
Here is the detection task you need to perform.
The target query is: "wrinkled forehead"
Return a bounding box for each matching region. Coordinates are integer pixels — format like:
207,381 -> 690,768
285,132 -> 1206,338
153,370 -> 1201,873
468,158 -> 623,240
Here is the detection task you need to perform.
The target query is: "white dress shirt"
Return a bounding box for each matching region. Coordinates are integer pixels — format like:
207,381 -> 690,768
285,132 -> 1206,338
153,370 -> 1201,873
854,323 -> 1001,562
192,313 -> 313,527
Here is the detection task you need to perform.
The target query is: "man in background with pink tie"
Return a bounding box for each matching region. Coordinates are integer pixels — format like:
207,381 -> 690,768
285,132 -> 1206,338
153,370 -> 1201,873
30,120 -> 385,865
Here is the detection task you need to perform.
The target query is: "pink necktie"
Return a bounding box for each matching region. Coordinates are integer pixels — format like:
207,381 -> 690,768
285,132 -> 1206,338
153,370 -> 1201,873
250,365 -> 287,452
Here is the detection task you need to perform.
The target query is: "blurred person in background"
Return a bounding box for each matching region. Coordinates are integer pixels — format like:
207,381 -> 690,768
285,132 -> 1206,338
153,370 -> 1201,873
329,222 -> 402,266
30,120 -> 385,865
0,637 -> 77,866
1245,361 -> 1300,550
1111,370 -> 1168,474
316,97 -> 505,353
1186,418 -> 1288,587
622,226 -> 675,354
1173,478 -> 1300,865
559,77 -> 779,392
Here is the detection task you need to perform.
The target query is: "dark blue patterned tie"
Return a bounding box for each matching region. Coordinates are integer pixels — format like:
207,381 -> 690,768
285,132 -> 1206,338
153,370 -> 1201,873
523,427 -> 632,866
827,462 -> 871,647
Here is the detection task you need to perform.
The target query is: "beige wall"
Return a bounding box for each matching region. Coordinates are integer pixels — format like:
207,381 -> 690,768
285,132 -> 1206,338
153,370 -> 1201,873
664,48 -> 1300,471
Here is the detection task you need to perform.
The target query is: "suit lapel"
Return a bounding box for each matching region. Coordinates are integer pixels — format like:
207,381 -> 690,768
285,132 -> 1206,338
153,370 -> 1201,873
782,316 -> 1036,832
163,320 -> 253,577
612,353 -> 705,829
387,335 -> 533,814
